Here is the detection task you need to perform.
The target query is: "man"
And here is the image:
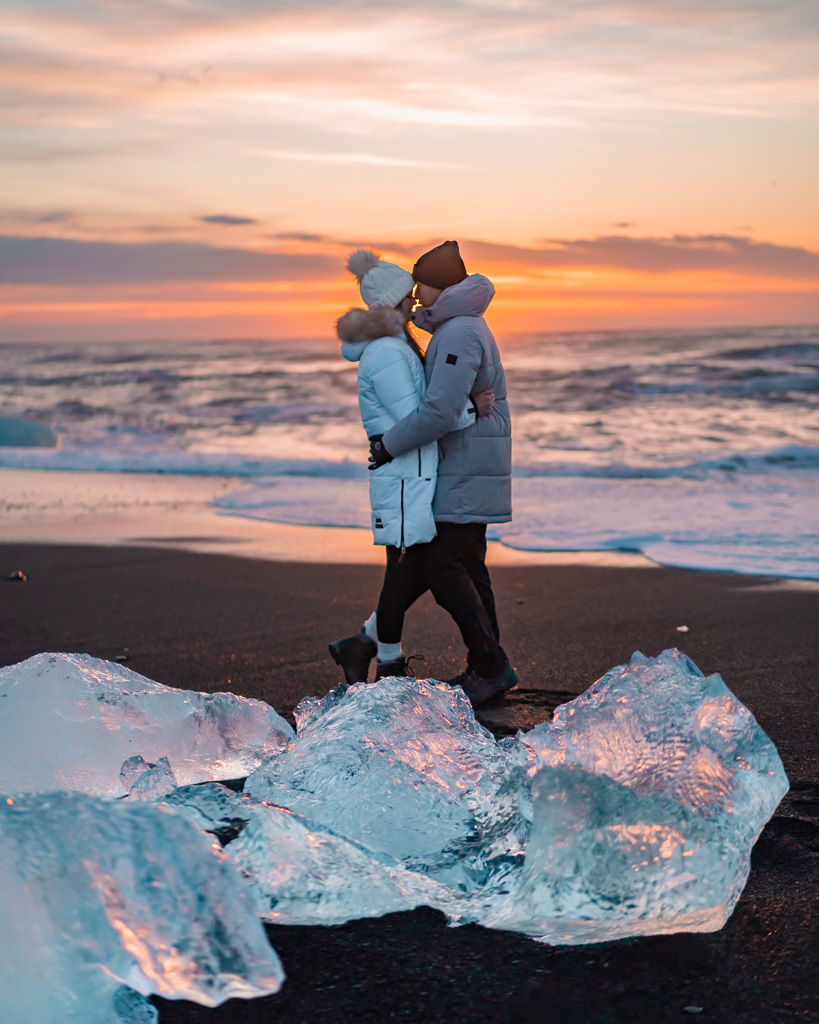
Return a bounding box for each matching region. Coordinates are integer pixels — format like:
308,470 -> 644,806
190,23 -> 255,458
369,240 -> 516,706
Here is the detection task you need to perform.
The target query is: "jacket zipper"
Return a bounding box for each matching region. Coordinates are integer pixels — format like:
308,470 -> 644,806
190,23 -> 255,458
418,449 -> 422,476
399,480 -> 406,561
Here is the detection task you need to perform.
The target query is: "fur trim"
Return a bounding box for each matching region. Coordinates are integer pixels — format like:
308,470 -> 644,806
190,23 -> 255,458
346,248 -> 380,283
336,306 -> 405,343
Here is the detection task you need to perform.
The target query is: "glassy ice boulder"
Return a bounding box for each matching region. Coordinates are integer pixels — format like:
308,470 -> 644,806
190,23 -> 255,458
483,649 -> 789,942
517,649 -> 788,840
244,679 -> 524,887
166,783 -> 456,925
0,653 -> 294,797
0,792 -> 283,1024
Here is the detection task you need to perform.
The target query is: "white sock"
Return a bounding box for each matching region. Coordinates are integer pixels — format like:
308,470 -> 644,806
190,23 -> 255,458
377,640 -> 402,663
362,612 -> 378,642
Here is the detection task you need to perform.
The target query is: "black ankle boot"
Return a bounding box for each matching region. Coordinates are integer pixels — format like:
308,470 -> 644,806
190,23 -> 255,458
446,662 -> 518,707
328,629 -> 376,685
374,657 -> 408,681
374,654 -> 424,681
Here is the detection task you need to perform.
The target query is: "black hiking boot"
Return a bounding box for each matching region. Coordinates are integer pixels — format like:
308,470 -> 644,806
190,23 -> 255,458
328,629 -> 376,685
374,654 -> 424,681
446,662 -> 518,707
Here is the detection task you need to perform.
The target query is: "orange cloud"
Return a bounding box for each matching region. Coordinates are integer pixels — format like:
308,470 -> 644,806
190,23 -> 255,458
1,229 -> 817,341
2,273 -> 817,344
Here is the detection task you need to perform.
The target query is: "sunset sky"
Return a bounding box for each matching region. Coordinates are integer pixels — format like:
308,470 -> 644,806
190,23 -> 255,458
1,0 -> 818,340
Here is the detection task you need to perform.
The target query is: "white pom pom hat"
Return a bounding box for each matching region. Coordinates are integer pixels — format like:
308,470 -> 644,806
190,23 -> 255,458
346,248 -> 414,310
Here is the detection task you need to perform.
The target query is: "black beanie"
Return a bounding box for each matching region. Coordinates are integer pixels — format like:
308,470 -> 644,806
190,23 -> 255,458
412,240 -> 467,290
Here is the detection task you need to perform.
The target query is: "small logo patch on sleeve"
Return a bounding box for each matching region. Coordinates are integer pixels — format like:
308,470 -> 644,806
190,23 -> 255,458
445,353 -> 458,365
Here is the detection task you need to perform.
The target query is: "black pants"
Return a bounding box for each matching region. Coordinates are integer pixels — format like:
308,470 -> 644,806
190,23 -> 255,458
425,522 -> 506,678
376,544 -> 428,645
375,524 -> 506,677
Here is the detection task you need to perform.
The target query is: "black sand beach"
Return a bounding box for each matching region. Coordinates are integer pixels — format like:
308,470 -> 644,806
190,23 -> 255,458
1,543 -> 817,1023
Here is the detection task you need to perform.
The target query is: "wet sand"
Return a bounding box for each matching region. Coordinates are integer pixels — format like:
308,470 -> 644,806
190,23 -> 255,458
1,543 -> 817,1024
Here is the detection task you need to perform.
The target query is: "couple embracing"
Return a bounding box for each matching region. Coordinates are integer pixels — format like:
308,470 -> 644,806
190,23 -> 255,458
329,240 -> 517,708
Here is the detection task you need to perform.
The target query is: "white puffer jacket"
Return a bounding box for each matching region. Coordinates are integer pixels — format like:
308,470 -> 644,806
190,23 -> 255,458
338,306 -> 474,548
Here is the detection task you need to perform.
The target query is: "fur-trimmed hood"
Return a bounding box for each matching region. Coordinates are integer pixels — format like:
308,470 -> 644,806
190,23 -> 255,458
336,305 -> 405,344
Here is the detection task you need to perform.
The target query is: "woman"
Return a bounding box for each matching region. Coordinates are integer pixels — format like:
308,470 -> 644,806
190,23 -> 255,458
329,249 -> 493,684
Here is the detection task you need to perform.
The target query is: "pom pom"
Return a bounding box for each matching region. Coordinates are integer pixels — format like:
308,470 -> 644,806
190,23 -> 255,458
346,248 -> 380,283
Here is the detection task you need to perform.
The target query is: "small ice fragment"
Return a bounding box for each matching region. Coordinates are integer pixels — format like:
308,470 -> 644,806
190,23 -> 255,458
125,755 -> 178,801
683,1008 -> 704,1015
0,653 -> 295,797
676,625 -> 690,633
163,782 -> 253,844
6,570 -> 28,582
120,754 -> 150,789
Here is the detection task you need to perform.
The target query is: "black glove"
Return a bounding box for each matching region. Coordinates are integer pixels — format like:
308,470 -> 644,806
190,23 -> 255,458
368,435 -> 393,470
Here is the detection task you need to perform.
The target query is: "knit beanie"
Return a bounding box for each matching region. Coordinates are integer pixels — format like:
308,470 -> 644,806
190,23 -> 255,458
412,240 -> 467,290
346,249 -> 414,309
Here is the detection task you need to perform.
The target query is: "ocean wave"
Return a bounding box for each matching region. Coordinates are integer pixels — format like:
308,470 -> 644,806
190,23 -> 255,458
1,441 -> 818,482
0,445 -> 369,479
513,444 -> 819,479
718,342 -> 819,363
610,372 -> 819,398
213,473 -> 819,581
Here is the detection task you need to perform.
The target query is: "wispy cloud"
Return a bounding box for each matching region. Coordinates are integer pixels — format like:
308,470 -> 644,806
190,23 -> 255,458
0,0 -> 816,291
247,147 -> 463,169
199,214 -> 258,226
460,235 -> 819,278
276,231 -> 819,280
272,232 -> 328,243
3,231 -> 817,288
0,236 -> 338,285
3,1 -> 817,125
0,208 -> 75,225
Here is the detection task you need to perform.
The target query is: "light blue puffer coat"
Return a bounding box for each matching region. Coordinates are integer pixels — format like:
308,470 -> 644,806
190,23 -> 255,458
338,306 -> 474,548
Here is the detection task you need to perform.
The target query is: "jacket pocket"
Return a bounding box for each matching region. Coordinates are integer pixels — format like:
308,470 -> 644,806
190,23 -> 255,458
369,474 -> 402,547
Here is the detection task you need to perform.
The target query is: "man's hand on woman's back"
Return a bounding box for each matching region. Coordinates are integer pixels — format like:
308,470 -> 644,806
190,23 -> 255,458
473,389 -> 495,418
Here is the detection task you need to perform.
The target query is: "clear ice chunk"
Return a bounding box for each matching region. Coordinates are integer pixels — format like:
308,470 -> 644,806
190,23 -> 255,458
244,679 -> 522,886
0,791 -> 284,1022
517,649 -> 788,843
484,649 -> 790,942
480,765 -> 750,942
165,783 -> 457,925
0,653 -> 295,797
0,856 -> 148,1024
